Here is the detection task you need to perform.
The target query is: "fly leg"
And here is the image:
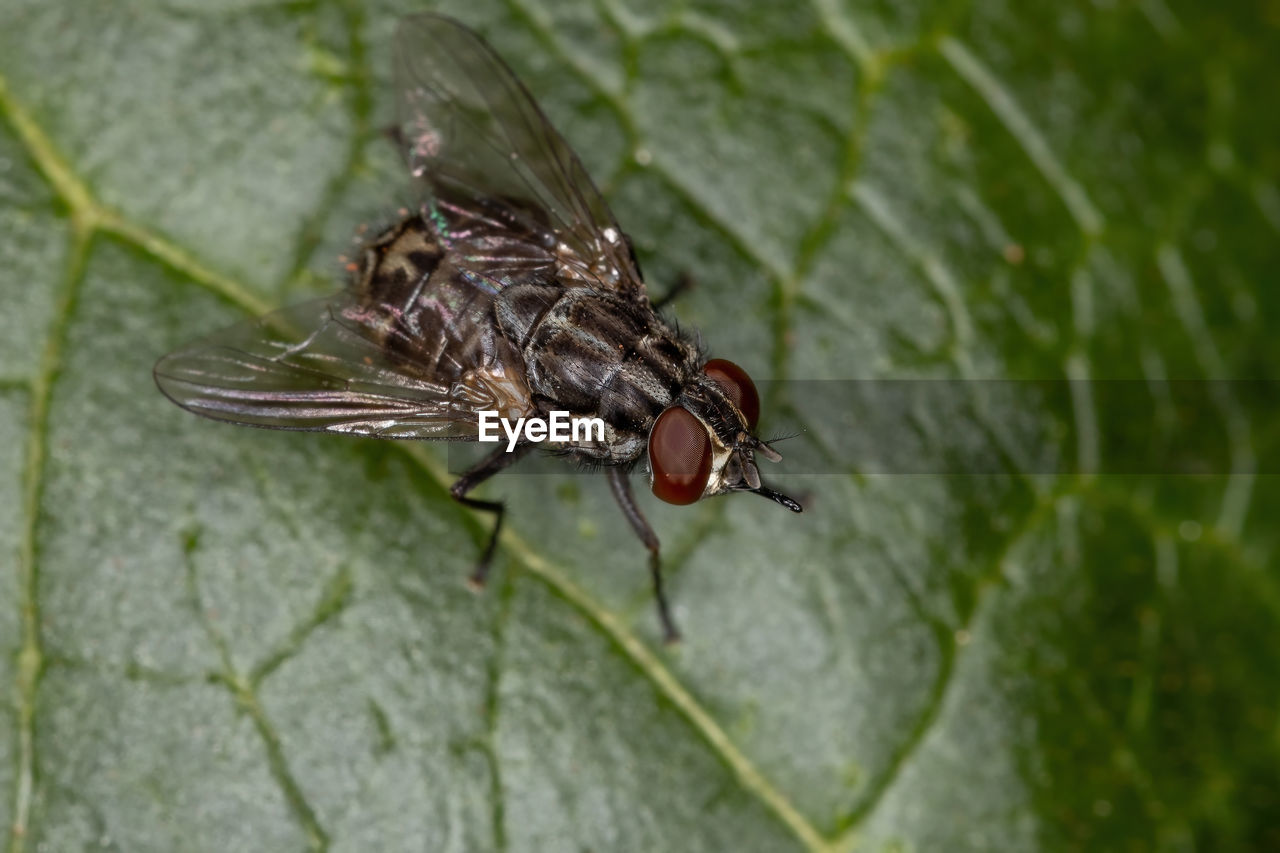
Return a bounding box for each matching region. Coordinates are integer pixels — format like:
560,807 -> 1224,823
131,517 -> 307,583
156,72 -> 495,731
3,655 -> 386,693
651,272 -> 695,311
607,467 -> 680,643
450,444 -> 532,588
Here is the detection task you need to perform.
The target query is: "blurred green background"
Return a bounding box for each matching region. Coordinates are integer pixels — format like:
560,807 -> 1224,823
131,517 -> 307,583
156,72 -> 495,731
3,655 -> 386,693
1,0 -> 1278,850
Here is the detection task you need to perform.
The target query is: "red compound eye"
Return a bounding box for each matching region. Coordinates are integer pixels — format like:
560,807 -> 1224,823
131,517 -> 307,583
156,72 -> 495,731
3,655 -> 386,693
649,406 -> 713,505
702,358 -> 760,429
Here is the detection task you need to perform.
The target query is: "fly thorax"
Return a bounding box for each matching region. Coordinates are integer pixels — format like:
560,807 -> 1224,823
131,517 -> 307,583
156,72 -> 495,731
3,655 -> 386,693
502,289 -> 697,437
493,282 -> 563,349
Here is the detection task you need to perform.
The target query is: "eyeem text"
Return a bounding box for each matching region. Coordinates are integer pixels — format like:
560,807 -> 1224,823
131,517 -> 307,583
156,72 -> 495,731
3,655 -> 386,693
478,411 -> 605,452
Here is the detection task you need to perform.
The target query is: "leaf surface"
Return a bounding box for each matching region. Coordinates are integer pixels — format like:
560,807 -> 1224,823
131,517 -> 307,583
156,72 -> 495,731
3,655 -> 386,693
1,1 -> 1277,850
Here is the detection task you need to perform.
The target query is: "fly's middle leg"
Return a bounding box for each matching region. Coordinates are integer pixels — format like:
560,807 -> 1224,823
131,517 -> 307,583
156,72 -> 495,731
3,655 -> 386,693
449,443 -> 532,587
607,467 -> 680,643
651,271 -> 695,311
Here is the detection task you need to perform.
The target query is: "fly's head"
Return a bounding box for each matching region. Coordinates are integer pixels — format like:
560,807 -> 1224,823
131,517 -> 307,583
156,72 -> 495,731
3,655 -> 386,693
647,359 -> 802,513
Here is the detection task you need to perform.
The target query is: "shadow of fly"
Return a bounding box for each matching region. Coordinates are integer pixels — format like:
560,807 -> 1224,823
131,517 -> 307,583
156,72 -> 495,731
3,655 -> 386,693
154,13 -> 800,642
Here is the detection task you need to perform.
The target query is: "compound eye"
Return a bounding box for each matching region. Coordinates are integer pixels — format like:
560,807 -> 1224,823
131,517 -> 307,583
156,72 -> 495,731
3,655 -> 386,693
702,358 -> 760,429
649,406 -> 713,505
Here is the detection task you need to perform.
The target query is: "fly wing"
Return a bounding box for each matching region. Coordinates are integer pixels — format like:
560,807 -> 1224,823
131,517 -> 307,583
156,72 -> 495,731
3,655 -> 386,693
156,15 -> 638,440
394,13 -> 646,297
154,295 -> 534,439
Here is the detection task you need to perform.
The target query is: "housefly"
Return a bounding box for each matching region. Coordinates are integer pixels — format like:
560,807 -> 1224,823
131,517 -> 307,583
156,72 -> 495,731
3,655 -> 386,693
154,13 -> 801,642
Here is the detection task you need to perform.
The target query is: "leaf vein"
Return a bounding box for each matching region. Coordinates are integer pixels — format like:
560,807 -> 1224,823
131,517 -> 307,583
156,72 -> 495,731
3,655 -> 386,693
185,537 -> 331,852
3,226 -> 91,853
938,36 -> 1105,237
833,492 -> 1059,843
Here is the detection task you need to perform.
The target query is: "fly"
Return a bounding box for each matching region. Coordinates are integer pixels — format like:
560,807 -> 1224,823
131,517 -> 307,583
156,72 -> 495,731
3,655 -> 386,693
154,13 -> 802,642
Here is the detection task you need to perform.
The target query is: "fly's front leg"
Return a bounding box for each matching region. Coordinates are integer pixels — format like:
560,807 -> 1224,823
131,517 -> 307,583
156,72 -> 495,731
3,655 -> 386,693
607,467 -> 680,643
450,443 -> 532,587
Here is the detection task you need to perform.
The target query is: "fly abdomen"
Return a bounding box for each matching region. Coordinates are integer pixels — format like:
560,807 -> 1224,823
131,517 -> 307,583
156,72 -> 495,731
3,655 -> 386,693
355,216 -> 444,311
351,214 -> 523,390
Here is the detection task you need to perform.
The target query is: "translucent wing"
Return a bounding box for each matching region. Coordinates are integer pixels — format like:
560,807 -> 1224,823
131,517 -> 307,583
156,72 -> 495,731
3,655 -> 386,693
154,295 -> 534,439
394,13 -> 645,297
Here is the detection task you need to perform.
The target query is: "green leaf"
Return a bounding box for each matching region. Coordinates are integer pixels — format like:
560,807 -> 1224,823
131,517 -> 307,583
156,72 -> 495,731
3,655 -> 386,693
2,1 -> 1278,851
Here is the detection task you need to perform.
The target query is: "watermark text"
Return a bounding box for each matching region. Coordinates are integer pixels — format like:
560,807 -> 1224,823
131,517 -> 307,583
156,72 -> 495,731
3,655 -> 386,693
478,410 -> 605,452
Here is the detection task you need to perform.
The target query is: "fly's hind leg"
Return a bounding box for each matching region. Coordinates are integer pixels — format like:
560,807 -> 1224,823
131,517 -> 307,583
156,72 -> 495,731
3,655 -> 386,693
607,467 -> 680,643
450,444 -> 532,588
